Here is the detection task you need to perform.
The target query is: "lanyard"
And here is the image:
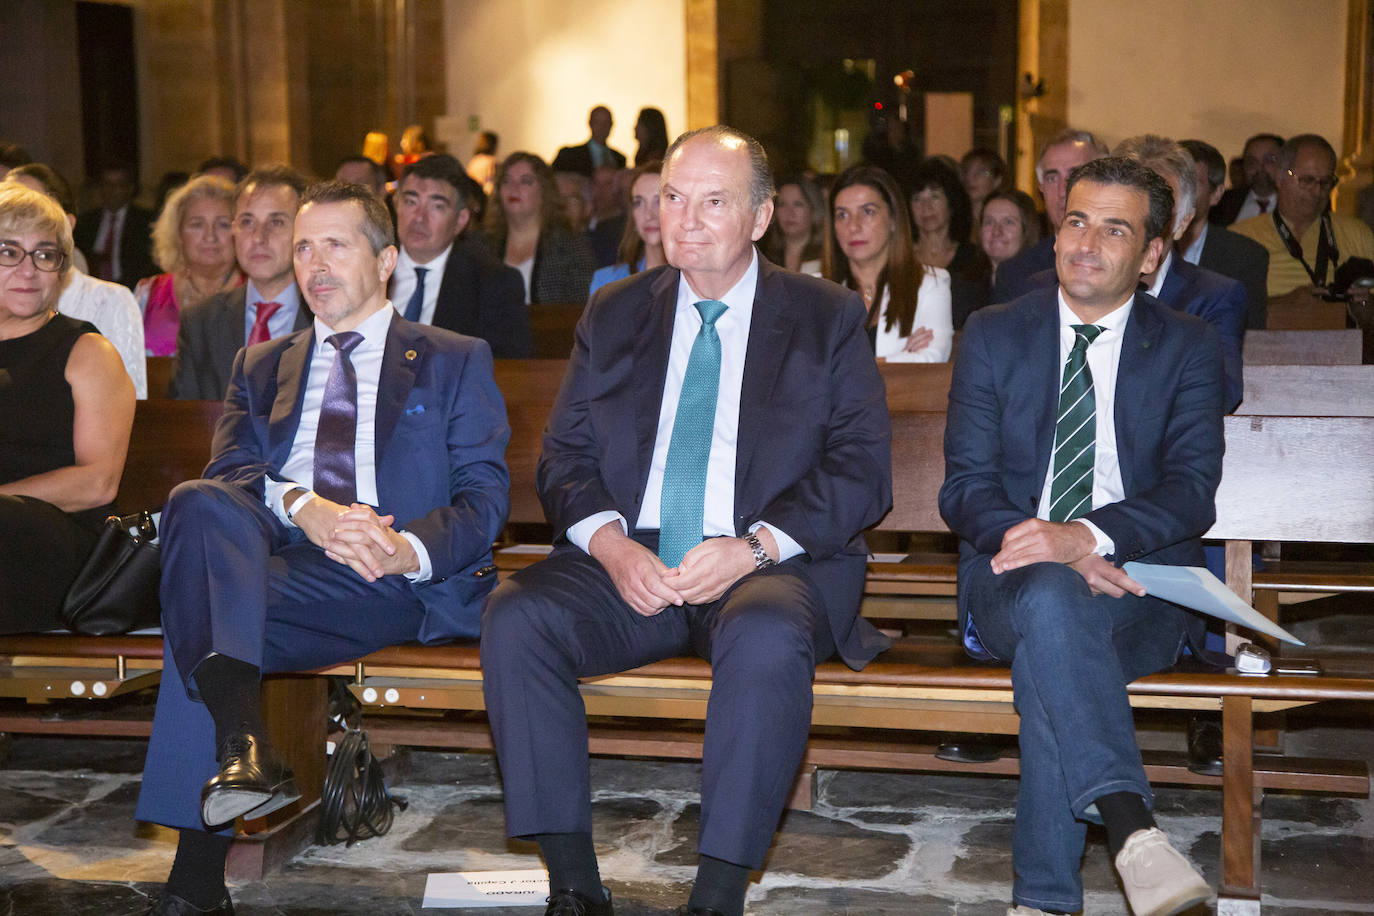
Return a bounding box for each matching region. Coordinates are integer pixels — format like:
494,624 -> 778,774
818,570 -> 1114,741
1272,209 -> 1339,286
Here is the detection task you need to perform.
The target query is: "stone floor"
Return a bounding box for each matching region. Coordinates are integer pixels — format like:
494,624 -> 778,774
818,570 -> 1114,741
2,605 -> 1372,914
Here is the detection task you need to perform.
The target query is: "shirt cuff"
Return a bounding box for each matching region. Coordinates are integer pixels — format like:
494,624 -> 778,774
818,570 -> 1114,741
399,531 -> 432,582
266,479 -> 303,526
1076,519 -> 1116,557
567,511 -> 628,554
751,521 -> 804,562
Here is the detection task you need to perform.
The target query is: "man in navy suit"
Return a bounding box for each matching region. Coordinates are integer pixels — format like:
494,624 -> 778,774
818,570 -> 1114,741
481,126 -> 891,916
941,157 -> 1222,916
137,181 -> 510,914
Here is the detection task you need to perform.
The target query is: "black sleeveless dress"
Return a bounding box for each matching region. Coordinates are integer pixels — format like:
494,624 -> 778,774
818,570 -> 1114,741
0,314 -> 116,631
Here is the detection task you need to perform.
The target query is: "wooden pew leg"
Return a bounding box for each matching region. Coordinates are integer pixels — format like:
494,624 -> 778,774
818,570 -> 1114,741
786,763 -> 818,811
1217,695 -> 1261,913
227,675 -> 328,880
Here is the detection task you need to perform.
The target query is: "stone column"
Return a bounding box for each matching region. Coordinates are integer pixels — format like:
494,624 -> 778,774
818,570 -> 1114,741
1013,0 -> 1069,195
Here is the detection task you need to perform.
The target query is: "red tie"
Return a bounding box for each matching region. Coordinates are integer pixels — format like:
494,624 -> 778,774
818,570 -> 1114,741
248,302 -> 282,345
1257,198 -> 1269,214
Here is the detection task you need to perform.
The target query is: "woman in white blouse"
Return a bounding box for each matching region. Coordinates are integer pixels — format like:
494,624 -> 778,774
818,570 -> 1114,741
822,165 -> 953,361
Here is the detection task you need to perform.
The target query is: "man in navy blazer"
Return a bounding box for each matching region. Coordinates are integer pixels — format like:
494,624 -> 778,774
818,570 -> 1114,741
137,181 -> 510,915
940,158 -> 1223,916
481,127 -> 891,916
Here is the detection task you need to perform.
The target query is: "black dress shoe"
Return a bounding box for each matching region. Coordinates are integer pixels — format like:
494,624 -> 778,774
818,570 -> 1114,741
147,892 -> 235,914
1187,715 -> 1224,776
544,886 -> 613,915
935,737 -> 1005,764
200,729 -> 299,827
675,907 -> 726,915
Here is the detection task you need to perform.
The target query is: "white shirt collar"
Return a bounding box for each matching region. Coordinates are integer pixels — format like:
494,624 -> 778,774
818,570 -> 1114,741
1144,249 -> 1173,298
1181,222 -> 1208,265
397,240 -> 454,273
675,247 -> 760,319
313,301 -> 394,351
1056,286 -> 1133,336
246,279 -> 300,311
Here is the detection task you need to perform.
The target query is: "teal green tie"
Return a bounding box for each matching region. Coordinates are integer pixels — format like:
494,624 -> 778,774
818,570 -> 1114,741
658,299 -> 728,567
1048,324 -> 1104,522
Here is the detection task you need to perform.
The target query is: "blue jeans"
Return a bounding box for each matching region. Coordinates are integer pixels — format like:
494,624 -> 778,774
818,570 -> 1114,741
959,558 -> 1191,913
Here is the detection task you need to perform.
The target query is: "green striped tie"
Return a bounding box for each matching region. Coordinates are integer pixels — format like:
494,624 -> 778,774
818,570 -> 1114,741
1048,324 -> 1104,522
658,299 -> 728,567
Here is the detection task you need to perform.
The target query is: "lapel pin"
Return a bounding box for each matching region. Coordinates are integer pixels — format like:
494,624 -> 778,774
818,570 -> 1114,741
405,348 -> 418,361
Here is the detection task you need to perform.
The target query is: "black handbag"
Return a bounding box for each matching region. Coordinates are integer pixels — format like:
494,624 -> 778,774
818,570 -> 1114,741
60,510 -> 163,636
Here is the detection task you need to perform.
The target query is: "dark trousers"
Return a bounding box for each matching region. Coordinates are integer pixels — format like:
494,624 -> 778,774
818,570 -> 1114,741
480,542 -> 835,868
135,479 -> 427,832
960,557 -> 1191,913
0,495 -> 101,632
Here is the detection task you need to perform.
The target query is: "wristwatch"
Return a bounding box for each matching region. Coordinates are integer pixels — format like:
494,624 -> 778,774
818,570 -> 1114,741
745,531 -> 775,569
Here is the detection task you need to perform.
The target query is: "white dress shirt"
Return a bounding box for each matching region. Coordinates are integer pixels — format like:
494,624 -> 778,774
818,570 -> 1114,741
1232,189 -> 1275,224
263,304 -> 432,580
566,250 -> 803,562
243,280 -> 303,343
1036,290 -> 1132,556
870,266 -> 954,362
1143,249 -> 1173,298
392,243 -> 453,325
1181,222 -> 1208,266
58,270 -> 148,398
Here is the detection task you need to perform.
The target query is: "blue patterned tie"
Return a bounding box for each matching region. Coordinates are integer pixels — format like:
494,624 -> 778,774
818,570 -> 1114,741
313,331 -> 364,505
658,299 -> 728,567
1048,324 -> 1104,522
404,266 -> 428,322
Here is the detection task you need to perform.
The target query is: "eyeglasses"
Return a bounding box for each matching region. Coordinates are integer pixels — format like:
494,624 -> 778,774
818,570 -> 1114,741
0,243 -> 68,272
1286,170 -> 1337,193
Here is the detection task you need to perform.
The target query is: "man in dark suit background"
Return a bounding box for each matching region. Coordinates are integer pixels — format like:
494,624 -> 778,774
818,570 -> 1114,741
551,105 -> 628,177
137,181 -> 510,914
171,166 -> 313,400
481,126 -> 891,916
1211,133 -> 1283,226
74,162 -> 156,289
392,153 -> 530,357
1179,139 -> 1270,328
941,157 -> 1221,916
992,128 -> 1107,304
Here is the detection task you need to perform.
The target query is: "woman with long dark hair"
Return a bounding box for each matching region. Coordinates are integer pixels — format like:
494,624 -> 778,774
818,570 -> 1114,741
588,161 -> 666,297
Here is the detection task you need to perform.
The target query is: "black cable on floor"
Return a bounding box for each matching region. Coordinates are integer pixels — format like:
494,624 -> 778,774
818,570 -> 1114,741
316,683 -> 407,847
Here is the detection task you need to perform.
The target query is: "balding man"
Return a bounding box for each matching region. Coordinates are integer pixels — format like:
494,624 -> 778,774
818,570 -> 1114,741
993,128 -> 1108,303
481,126 -> 891,916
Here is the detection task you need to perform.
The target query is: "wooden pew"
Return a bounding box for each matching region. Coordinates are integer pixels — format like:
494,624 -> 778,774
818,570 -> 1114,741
1238,364 -> 1374,417
528,303 -> 583,359
1263,299 -> 1350,330
1243,329 -> 1363,365
146,356 -> 176,400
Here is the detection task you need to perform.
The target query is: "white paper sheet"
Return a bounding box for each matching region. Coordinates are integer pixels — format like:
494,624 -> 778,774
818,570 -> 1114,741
422,869 -> 550,908
1122,562 -> 1305,646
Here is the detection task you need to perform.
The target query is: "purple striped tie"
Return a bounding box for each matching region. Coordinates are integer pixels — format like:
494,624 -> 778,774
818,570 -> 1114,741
313,331 -> 364,505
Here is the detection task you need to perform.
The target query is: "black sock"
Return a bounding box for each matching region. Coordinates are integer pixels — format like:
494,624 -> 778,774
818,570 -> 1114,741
194,654 -> 265,750
164,829 -> 232,909
534,832 -> 602,900
1096,790 -> 1156,858
688,853 -> 750,916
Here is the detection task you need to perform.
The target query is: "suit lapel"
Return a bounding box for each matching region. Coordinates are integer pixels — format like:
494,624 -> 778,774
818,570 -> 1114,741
435,243 -> 480,334
734,258 -> 793,515
633,269 -> 678,494
1028,291 -> 1062,492
225,287 -> 248,348
290,284 -> 312,331
375,311 -> 420,469
1114,292 -> 1163,494
268,327 -> 314,462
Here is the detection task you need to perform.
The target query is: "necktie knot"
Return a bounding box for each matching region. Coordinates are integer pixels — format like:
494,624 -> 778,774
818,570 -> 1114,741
247,301 -> 283,346
1070,324 -> 1104,351
326,330 -> 364,356
695,299 -> 727,328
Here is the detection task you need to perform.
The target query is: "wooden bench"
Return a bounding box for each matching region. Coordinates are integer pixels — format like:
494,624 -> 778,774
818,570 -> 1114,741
1243,328 -> 1364,365
1263,299 -> 1350,330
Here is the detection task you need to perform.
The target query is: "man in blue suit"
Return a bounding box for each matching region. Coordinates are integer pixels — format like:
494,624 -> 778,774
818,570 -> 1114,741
940,158 -> 1223,916
481,127 -> 892,916
137,181 -> 510,914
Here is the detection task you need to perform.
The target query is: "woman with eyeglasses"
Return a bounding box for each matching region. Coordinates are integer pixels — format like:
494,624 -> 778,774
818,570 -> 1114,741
823,165 -> 953,361
485,152 -> 596,305
0,184 -> 135,633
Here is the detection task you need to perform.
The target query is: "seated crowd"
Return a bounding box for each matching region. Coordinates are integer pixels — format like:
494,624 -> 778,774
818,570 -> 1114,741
0,110 -> 1371,916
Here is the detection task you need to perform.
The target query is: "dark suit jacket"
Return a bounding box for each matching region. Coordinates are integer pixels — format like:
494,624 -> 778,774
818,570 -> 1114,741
587,213 -> 627,268
170,285 -> 312,400
74,205 -> 157,291
991,236 -> 1056,304
428,239 -> 532,358
537,258 -> 893,668
939,289 -> 1226,630
551,141 -> 627,177
1199,225 -> 1269,329
206,311 -> 511,642
1210,187 -> 1248,227
1027,258 -> 1246,411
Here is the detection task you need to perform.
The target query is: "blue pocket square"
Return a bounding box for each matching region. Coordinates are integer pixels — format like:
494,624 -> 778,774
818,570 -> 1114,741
406,404 -> 425,416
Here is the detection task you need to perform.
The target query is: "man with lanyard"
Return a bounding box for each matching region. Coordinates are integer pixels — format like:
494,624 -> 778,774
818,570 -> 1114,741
1232,133 -> 1374,314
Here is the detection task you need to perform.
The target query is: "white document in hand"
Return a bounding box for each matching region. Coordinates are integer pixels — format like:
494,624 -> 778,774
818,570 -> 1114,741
1121,562 -> 1305,647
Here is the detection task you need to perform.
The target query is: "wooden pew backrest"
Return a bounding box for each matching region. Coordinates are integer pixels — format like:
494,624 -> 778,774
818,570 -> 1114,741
1243,329 -> 1363,365
117,400 -> 224,513
1238,365 -> 1374,417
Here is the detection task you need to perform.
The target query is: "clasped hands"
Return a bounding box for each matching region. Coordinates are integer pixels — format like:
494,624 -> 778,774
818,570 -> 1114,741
294,494 -> 418,582
990,517 -> 1144,598
588,521 -> 778,617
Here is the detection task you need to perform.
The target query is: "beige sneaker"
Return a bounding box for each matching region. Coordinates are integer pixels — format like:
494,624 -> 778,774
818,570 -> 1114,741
1114,827 -> 1211,916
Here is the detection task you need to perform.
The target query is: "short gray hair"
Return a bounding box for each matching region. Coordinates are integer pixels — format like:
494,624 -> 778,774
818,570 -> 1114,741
664,125 -> 774,211
1035,128 -> 1108,183
1114,134 -> 1197,238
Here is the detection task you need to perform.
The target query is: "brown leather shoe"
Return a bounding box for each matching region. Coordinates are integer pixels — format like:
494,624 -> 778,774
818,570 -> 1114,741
200,729 -> 299,827
544,886 -> 614,915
